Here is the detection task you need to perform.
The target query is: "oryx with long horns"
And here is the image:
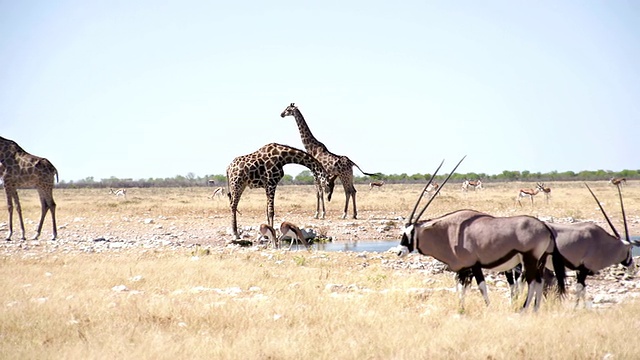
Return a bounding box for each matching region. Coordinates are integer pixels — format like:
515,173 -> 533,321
397,158 -> 560,311
545,183 -> 638,307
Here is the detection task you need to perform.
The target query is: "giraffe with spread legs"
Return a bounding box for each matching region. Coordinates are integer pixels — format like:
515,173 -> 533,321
0,136 -> 58,240
280,103 -> 379,219
226,143 -> 330,239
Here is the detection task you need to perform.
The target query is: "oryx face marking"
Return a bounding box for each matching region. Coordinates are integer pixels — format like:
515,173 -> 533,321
398,224 -> 415,256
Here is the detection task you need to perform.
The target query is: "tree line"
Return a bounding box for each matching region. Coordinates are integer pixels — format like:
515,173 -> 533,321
55,169 -> 639,189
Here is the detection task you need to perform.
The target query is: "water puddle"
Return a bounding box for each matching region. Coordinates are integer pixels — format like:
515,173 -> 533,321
315,237 -> 640,256
314,240 -> 398,253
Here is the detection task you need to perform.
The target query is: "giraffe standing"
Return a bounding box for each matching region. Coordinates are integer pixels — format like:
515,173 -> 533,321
280,103 -> 379,219
0,136 -> 58,240
226,143 -> 330,239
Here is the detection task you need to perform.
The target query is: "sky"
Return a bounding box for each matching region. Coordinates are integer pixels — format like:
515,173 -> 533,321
1,1 -> 639,182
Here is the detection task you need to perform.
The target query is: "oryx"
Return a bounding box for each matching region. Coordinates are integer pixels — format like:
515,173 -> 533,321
544,183 -> 638,307
397,158 -> 559,311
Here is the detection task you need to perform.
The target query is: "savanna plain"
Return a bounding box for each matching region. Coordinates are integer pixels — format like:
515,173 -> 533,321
1,181 -> 640,359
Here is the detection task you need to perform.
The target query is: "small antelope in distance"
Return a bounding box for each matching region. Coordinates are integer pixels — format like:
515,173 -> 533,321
109,188 -> 127,199
538,182 -> 551,203
369,180 -> 385,190
209,187 -> 226,200
461,179 -> 482,192
279,221 -> 310,251
424,181 -> 439,197
397,157 -> 558,312
515,183 -> 544,207
257,223 -> 279,249
609,177 -> 626,186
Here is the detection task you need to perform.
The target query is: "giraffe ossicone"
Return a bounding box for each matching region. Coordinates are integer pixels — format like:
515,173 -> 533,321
280,103 -> 380,219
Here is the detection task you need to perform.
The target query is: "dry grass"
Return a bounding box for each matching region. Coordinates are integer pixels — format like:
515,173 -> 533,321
1,248 -> 639,359
1,180 -> 639,359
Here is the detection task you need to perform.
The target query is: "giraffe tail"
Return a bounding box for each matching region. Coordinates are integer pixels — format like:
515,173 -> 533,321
349,159 -> 381,178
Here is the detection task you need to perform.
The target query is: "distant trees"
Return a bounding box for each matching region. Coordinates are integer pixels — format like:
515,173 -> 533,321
54,169 -> 640,189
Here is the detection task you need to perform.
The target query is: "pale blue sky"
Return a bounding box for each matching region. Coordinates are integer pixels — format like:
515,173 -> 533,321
1,1 -> 638,182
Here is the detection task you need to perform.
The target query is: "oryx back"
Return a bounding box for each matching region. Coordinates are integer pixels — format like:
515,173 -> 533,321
546,222 -> 632,272
413,210 -> 554,272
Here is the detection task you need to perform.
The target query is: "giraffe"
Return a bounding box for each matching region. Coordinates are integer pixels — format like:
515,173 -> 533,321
280,103 -> 379,219
0,136 -> 58,240
225,143 -> 330,239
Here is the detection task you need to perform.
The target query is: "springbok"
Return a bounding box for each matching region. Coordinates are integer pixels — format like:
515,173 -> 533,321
257,223 -> 279,249
397,158 -> 558,311
538,183 -> 551,203
369,180 -> 385,190
279,221 -> 310,251
544,183 -> 637,307
515,183 -> 544,207
424,181 -> 439,197
609,177 -> 626,186
461,179 -> 482,192
209,187 -> 226,200
109,188 -> 127,199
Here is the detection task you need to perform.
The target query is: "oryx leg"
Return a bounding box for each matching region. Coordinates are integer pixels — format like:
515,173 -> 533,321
504,264 -> 524,304
521,254 -> 545,311
574,270 -> 589,309
456,268 -> 474,310
472,265 -> 490,306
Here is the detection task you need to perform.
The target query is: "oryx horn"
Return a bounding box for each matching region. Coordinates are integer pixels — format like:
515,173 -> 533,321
584,183 -> 621,240
414,155 -> 467,222
406,159 -> 444,224
615,183 -> 631,244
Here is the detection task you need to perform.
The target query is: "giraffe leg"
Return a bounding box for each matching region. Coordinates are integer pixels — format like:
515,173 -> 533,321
49,198 -> 57,240
315,187 -> 326,219
229,194 -> 242,240
341,191 -> 350,219
35,189 -> 57,240
4,189 -> 14,240
266,186 -> 276,228
12,192 -> 26,240
350,186 -> 358,219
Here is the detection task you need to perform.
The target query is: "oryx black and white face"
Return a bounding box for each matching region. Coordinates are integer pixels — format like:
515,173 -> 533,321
396,157 -> 466,258
398,224 -> 415,256
280,103 -> 297,118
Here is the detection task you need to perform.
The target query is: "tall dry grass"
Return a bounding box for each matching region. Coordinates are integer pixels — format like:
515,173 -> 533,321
1,247 -> 639,359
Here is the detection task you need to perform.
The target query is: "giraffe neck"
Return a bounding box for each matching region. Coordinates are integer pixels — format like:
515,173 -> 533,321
292,109 -> 327,156
0,137 -> 24,163
289,151 -> 325,177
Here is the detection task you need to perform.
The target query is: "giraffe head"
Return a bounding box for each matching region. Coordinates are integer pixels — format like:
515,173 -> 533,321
313,170 -> 332,199
280,103 -> 298,118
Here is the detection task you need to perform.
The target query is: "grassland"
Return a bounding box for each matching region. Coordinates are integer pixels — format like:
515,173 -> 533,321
1,180 -> 639,359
